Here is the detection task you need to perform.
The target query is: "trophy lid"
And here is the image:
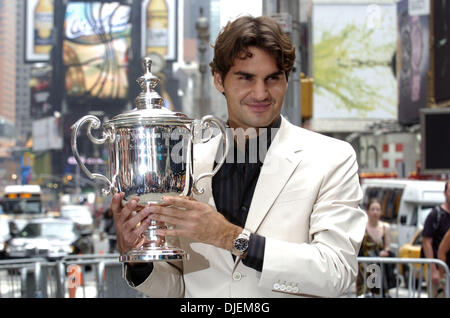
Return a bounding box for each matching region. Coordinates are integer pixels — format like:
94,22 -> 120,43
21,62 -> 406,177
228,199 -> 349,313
105,57 -> 193,127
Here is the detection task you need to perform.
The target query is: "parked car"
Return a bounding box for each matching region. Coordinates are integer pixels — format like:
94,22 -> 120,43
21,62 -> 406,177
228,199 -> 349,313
60,204 -> 94,233
0,215 -> 12,259
4,218 -> 94,261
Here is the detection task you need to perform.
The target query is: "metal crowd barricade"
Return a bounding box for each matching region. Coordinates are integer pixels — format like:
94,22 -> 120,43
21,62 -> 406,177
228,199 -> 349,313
5,255 -> 448,298
0,258 -> 58,298
354,257 -> 450,298
0,254 -> 145,298
62,254 -> 144,298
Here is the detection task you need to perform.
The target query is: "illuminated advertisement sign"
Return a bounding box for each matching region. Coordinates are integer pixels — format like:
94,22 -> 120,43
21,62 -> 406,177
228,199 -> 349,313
63,2 -> 131,103
25,0 -> 55,63
30,65 -> 53,119
397,0 -> 429,125
141,0 -> 177,61
32,116 -> 63,152
312,3 -> 397,120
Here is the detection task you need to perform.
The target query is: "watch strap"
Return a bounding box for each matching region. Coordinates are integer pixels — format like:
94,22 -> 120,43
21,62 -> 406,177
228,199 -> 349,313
239,229 -> 251,239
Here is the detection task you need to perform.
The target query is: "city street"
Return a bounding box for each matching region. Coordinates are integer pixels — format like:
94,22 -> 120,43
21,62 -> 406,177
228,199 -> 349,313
0,0 -> 449,299
92,229 -> 112,255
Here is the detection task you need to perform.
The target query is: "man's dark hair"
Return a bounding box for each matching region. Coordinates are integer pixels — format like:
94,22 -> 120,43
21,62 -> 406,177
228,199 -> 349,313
445,180 -> 449,192
209,15 -> 295,81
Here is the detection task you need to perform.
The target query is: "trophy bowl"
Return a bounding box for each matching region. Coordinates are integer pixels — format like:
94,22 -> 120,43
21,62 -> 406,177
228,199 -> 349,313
71,57 -> 229,262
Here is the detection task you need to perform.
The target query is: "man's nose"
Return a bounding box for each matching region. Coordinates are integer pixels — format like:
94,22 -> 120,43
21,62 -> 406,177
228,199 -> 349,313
251,80 -> 269,100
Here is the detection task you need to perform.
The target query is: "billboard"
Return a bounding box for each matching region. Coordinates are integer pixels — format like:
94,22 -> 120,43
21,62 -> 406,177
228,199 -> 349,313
429,0 -> 450,107
141,0 -> 177,61
25,0 -> 54,63
420,108 -> 450,174
32,116 -> 63,152
312,3 -> 397,120
62,1 -> 132,107
397,0 -> 430,125
21,152 -> 35,184
30,65 -> 53,119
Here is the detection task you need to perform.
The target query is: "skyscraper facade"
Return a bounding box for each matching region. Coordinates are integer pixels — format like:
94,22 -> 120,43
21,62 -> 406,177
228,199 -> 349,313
15,0 -> 32,144
0,0 -> 17,164
0,0 -> 17,126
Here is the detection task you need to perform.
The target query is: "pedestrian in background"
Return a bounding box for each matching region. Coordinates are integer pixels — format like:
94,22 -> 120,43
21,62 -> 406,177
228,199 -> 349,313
437,228 -> 450,278
356,198 -> 394,297
422,180 -> 450,297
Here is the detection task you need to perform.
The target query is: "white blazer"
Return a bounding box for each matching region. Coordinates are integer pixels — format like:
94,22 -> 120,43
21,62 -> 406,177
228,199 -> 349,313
126,117 -> 367,298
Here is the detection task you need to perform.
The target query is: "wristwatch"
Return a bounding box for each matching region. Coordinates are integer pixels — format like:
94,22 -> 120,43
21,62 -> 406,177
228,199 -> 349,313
231,229 -> 251,257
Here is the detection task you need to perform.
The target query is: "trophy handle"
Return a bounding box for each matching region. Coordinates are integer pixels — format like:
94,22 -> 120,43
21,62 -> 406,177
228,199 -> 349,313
71,115 -> 115,195
192,115 -> 230,195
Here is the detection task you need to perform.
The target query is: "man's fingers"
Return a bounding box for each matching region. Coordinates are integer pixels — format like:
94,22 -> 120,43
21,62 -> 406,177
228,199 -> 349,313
118,197 -> 139,222
161,195 -> 199,210
111,193 -> 124,215
135,236 -> 146,249
155,195 -> 194,207
150,205 -> 186,218
134,217 -> 152,237
149,212 -> 184,227
178,195 -> 196,201
125,206 -> 153,231
156,228 -> 181,238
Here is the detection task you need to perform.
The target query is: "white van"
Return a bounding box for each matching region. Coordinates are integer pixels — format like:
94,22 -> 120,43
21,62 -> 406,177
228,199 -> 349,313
1,184 -> 44,231
360,178 -> 446,254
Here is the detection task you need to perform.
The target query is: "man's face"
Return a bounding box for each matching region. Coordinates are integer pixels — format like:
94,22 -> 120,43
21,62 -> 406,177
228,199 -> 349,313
213,46 -> 288,129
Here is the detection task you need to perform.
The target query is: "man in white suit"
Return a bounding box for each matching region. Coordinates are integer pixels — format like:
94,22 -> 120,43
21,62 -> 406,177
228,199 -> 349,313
111,16 -> 367,298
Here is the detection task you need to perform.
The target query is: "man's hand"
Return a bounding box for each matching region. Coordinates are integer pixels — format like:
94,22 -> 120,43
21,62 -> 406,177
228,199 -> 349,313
148,196 -> 242,251
432,267 -> 441,285
111,193 -> 153,254
379,250 -> 389,257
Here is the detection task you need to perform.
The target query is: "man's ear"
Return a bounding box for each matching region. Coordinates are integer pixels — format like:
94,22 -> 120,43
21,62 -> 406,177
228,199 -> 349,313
213,72 -> 225,95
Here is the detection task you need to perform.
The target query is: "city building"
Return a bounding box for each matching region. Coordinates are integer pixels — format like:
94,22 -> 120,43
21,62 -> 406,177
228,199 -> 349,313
0,0 -> 17,186
15,0 -> 32,144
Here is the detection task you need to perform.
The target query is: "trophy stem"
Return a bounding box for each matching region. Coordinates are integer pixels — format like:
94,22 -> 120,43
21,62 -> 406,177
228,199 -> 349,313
146,219 -> 166,248
119,210 -> 185,263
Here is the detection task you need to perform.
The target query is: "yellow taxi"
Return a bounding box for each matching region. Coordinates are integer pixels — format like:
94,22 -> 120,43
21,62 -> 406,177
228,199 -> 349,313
398,228 -> 428,282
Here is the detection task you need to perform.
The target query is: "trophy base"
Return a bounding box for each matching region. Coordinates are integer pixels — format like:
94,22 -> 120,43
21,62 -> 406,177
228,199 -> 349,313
119,247 -> 185,263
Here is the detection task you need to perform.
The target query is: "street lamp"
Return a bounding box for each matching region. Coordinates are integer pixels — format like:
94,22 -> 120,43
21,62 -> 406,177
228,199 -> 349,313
196,7 -> 210,117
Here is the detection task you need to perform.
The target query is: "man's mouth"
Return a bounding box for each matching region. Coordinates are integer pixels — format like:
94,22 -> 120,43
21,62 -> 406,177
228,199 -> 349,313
245,103 -> 271,113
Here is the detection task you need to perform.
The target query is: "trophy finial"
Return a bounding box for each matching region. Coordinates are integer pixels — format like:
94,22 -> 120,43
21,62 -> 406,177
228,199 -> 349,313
135,57 -> 164,109
143,57 -> 153,74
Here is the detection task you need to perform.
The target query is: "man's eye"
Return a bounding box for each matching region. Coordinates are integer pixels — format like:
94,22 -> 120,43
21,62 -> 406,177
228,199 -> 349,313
267,76 -> 280,82
239,75 -> 252,80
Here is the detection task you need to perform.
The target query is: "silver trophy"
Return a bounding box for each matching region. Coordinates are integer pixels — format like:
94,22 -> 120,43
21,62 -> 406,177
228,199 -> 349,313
71,57 -> 229,262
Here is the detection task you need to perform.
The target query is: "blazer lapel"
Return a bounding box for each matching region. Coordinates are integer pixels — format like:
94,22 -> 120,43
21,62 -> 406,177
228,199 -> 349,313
244,118 -> 304,233
194,118 -> 306,273
231,118 -> 304,272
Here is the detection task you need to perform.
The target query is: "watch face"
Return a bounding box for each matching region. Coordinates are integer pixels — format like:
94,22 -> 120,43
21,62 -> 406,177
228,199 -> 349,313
234,238 -> 249,252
